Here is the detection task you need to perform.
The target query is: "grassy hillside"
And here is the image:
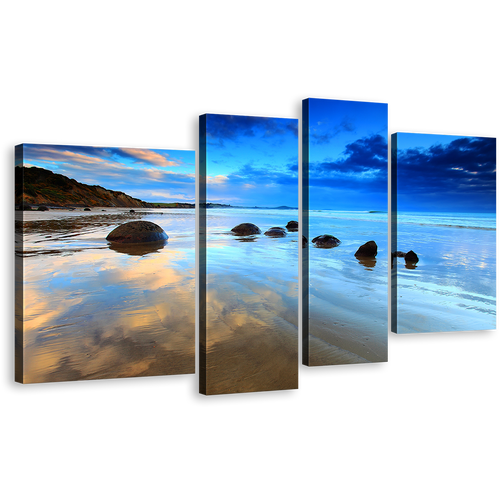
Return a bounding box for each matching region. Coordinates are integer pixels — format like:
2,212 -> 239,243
15,166 -> 152,208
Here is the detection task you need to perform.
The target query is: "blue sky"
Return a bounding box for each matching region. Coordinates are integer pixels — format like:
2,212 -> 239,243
204,114 -> 298,207
395,133 -> 496,213
18,144 -> 195,203
306,98 -> 388,211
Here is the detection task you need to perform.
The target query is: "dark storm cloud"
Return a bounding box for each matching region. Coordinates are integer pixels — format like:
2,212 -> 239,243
309,134 -> 388,192
396,136 -> 496,196
311,116 -> 355,145
206,114 -> 298,146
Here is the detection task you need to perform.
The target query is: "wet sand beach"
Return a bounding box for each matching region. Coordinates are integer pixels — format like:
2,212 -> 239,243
203,208 -> 299,395
16,208 -> 195,383
204,275 -> 298,394
393,215 -> 496,333
307,211 -> 388,365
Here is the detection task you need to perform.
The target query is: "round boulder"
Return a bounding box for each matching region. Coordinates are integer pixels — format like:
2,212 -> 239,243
130,209 -> 135,213
231,223 -> 261,236
84,208 -> 91,211
37,205 -> 49,211
19,201 -> 32,211
312,234 -> 341,248
264,227 -> 286,237
355,240 -> 377,257
302,236 -> 308,247
286,220 -> 298,231
106,220 -> 168,244
404,250 -> 419,263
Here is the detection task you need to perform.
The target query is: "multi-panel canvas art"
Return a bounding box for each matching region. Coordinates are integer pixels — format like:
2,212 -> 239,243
391,133 -> 496,333
199,114 -> 299,395
302,98 -> 388,366
14,108 -> 494,389
15,144 -> 196,383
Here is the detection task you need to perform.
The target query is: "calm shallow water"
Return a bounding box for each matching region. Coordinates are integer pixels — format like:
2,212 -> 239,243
393,212 -> 496,333
17,208 -> 195,383
203,208 -> 299,395
307,210 -> 388,364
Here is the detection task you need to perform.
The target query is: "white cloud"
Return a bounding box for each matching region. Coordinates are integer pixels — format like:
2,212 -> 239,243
206,175 -> 228,184
118,148 -> 181,167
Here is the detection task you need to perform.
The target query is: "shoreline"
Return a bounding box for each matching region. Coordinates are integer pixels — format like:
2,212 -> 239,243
16,204 -> 195,211
19,209 -> 196,383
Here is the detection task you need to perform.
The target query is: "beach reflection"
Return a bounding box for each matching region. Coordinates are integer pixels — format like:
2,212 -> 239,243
108,240 -> 167,256
234,236 -> 258,243
395,224 -> 496,333
205,275 -> 298,394
355,256 -> 377,269
404,262 -> 418,270
19,210 -> 195,383
204,210 -> 299,395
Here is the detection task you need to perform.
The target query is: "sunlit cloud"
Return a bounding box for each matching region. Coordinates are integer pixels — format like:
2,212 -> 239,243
207,175 -> 229,184
19,144 -> 196,204
118,148 -> 180,167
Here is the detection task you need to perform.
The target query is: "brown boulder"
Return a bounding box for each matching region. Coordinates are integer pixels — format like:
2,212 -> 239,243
355,240 -> 377,257
264,227 -> 286,237
312,234 -> 341,248
404,250 -> 419,263
231,223 -> 261,236
106,221 -> 168,244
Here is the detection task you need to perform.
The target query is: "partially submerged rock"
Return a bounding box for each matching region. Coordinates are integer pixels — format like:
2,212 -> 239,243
286,220 -> 298,231
84,207 -> 91,211
302,236 -> 308,247
18,201 -> 32,211
312,234 -> 341,248
231,223 -> 261,236
391,250 -> 419,268
354,240 -> 377,257
264,227 -> 286,237
37,205 -> 49,211
106,220 -> 168,244
404,250 -> 419,263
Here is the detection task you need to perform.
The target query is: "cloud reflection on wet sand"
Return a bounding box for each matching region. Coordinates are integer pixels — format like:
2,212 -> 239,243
395,224 -> 496,333
205,275 -> 298,394
203,210 -> 299,395
19,212 -> 195,383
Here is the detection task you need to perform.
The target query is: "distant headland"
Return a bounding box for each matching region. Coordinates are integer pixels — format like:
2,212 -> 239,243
15,166 -> 296,211
15,166 -> 194,209
202,203 -> 297,210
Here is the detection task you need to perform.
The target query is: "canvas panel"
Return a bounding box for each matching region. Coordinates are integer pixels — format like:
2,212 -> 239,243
15,144 -> 196,383
199,113 -> 299,395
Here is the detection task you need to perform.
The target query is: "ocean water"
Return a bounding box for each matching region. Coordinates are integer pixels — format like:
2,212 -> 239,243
307,210 -> 388,364
18,205 -> 492,384
201,209 -> 389,378
16,208 -> 195,383
203,207 -> 299,394
395,212 -> 495,230
393,211 -> 496,333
